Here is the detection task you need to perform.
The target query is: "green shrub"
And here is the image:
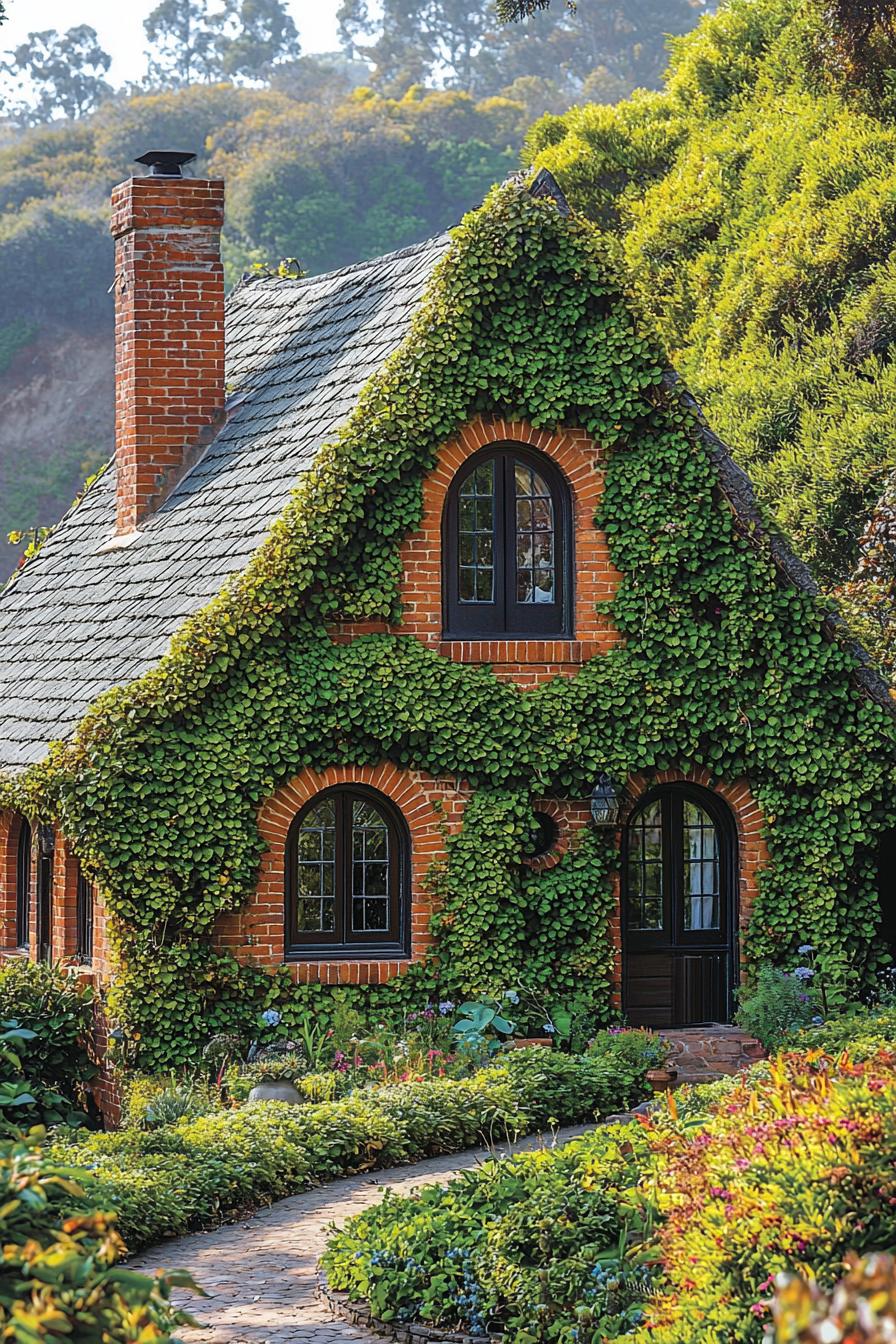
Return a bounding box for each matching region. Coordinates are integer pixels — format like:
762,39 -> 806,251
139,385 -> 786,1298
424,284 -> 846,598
734,963 -> 820,1050
124,1073 -> 218,1130
797,1004 -> 896,1058
323,1123 -> 653,1339
0,1133 -> 199,1341
51,1045 -> 651,1253
0,960 -> 96,1127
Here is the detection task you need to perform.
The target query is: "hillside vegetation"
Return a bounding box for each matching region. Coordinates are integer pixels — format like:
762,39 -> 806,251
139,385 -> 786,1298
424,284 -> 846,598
527,0 -> 896,667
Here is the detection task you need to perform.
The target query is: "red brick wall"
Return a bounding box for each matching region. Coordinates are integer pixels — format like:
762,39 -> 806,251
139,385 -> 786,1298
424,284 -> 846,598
331,415 -> 622,687
111,174 -> 225,534
214,762 -> 468,985
0,810 -> 27,952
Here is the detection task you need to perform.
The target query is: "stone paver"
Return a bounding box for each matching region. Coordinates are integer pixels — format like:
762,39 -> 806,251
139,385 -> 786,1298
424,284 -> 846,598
131,1125 -> 593,1343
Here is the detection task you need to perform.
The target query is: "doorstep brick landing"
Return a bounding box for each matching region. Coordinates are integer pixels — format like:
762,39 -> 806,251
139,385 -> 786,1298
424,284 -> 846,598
660,1024 -> 764,1084
129,1124 -> 594,1344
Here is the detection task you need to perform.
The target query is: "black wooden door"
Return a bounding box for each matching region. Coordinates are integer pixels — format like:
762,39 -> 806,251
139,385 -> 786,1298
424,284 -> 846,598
623,787 -> 736,1028
36,825 -> 54,964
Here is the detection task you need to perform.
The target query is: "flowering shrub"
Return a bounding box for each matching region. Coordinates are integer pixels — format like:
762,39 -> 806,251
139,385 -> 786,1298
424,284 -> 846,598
797,1006 -> 896,1060
631,1051 -> 896,1343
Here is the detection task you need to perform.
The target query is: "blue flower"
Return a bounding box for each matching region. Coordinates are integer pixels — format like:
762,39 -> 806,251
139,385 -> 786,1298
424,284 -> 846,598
792,966 -> 814,981
438,1000 -> 455,1015
811,1015 -> 825,1025
798,944 -> 814,955
261,1008 -> 282,1027
542,1022 -> 556,1033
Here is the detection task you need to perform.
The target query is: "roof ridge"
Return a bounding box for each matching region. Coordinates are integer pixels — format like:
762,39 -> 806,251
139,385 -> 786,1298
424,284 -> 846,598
234,230 -> 451,296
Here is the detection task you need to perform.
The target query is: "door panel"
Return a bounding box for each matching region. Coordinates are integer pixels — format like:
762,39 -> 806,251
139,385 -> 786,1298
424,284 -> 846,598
622,787 -> 736,1028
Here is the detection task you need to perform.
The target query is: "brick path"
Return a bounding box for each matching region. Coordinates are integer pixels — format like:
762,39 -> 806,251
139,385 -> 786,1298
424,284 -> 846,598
132,1125 -> 593,1343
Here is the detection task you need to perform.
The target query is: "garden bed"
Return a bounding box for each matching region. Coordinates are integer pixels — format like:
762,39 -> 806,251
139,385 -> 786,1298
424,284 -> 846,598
51,1035 -> 659,1255
322,1026 -> 896,1344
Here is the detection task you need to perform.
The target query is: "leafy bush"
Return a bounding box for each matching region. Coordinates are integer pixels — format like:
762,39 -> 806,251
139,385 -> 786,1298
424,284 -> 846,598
0,960 -> 96,1127
735,963 -> 820,1050
797,1003 -> 896,1058
124,1073 -> 218,1131
631,1051 -> 896,1343
323,1124 -> 653,1339
0,1132 -> 199,1341
51,1045 -> 653,1254
771,1253 -> 896,1342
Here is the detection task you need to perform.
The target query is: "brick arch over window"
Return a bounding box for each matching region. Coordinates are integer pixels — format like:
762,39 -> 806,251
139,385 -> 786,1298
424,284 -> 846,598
607,768 -> 770,1010
216,764 -> 466,985
330,416 -> 623,688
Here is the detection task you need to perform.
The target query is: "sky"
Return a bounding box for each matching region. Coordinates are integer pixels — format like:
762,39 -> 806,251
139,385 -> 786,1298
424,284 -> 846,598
0,0 -> 344,81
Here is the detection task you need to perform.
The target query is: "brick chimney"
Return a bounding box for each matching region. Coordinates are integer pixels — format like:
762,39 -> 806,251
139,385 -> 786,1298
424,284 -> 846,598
110,151 -> 225,537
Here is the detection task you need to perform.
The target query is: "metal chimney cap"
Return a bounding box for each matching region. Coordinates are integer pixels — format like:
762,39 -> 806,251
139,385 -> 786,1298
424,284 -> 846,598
135,150 -> 197,177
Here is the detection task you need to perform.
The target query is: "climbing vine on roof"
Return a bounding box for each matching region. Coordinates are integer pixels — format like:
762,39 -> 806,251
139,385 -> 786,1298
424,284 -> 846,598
1,178 -> 894,1070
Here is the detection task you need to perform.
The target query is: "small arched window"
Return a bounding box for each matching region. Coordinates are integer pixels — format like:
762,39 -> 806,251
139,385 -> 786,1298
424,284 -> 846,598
285,787 -> 409,957
443,447 -> 572,636
15,819 -> 31,950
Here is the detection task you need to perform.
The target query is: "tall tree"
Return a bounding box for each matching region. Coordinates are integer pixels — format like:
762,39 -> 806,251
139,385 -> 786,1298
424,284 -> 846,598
144,0 -> 300,87
144,0 -> 224,86
1,25 -> 112,123
218,0 -> 300,80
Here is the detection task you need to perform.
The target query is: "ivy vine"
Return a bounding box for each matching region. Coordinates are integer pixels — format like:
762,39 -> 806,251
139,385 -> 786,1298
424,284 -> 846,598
1,179 -> 893,1069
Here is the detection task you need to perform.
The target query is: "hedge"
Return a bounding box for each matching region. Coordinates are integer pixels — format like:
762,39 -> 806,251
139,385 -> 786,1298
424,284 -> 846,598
51,1043 -> 652,1253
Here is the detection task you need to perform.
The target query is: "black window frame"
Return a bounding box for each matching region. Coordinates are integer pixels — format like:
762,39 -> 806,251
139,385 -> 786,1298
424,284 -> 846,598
442,445 -> 573,638
15,818 -> 31,950
75,863 -> 94,965
285,785 -> 410,959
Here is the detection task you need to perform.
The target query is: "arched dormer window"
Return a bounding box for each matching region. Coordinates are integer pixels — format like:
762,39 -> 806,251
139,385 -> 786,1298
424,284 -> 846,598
442,447 -> 572,637
285,787 -> 409,958
15,819 -> 31,950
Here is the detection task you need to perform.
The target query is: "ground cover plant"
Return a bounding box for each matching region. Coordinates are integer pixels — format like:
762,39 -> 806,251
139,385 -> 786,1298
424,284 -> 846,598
325,1018 -> 896,1343
49,1040 -> 656,1254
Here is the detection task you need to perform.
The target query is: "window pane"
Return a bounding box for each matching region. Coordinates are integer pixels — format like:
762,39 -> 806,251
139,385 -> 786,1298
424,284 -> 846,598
627,800 -> 664,931
514,460 -> 555,606
682,803 -> 720,930
295,798 -> 336,933
458,460 -> 495,605
351,799 -> 392,935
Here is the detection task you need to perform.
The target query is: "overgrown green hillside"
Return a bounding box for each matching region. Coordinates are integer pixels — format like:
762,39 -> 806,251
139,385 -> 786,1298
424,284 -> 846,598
528,0 -> 896,667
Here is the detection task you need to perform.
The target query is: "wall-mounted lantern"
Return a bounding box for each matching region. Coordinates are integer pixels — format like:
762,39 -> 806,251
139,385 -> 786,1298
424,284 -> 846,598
590,773 -> 624,827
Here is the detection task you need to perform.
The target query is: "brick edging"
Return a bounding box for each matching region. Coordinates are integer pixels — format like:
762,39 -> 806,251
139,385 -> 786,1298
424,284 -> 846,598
317,1271 -> 504,1344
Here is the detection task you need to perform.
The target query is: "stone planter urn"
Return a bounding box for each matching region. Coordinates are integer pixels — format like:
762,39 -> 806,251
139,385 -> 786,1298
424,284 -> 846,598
248,1075 -> 303,1105
646,1065 -> 678,1093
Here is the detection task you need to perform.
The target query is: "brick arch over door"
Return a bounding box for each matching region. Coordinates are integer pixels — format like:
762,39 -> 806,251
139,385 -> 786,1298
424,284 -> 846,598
216,763 -> 465,985
330,416 -> 623,687
613,769 -> 769,1026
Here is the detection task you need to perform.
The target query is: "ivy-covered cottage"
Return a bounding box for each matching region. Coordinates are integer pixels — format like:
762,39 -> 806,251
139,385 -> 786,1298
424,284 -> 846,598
0,154 -> 894,1086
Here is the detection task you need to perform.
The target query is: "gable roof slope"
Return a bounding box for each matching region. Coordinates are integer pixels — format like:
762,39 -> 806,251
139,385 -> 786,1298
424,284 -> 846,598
0,233 -> 450,773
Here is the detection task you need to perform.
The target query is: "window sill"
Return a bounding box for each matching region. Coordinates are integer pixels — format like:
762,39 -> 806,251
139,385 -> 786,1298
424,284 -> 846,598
439,637 -> 600,665
284,948 -> 410,963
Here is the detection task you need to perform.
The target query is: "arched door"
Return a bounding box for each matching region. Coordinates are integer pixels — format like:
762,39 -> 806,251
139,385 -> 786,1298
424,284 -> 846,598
623,785 -> 737,1027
